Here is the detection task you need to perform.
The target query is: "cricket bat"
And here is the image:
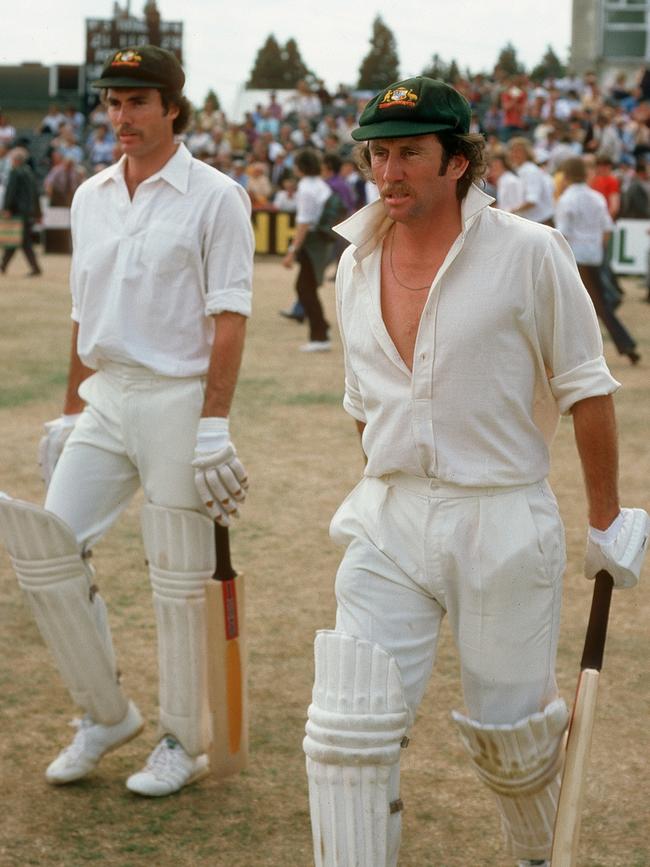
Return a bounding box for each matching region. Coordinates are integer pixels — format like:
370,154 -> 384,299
205,522 -> 249,779
551,569 -> 614,866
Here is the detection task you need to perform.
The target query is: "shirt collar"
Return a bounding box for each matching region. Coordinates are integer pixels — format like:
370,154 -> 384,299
96,142 -> 192,194
335,183 -> 495,261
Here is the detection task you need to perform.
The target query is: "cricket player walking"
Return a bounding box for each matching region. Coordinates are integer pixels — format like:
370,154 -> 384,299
302,77 -> 649,865
0,46 -> 253,796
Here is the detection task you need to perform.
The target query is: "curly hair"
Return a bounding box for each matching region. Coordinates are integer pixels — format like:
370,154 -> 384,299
354,131 -> 488,200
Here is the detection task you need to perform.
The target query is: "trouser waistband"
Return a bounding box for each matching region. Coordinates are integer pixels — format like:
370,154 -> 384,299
381,472 -> 540,499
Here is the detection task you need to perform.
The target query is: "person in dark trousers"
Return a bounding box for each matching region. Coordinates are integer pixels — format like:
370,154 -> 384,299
282,148 -> 336,351
1,147 -> 41,276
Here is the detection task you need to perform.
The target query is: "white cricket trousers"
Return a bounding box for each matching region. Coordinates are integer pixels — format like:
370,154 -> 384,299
330,473 -> 566,727
45,363 -> 206,546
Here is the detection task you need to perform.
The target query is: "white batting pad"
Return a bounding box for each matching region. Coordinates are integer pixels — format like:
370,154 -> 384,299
303,631 -> 409,867
141,504 -> 215,757
452,699 -> 569,860
0,496 -> 127,724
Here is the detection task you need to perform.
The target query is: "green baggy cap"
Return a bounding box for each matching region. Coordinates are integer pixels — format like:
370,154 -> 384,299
92,45 -> 185,90
351,76 -> 471,141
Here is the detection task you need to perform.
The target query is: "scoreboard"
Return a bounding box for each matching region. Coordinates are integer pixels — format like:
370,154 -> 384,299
85,14 -> 183,94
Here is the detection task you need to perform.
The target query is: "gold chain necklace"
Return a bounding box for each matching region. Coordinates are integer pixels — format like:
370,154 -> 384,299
389,225 -> 430,292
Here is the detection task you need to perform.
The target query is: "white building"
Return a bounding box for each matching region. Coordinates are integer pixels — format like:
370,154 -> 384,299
571,0 -> 649,81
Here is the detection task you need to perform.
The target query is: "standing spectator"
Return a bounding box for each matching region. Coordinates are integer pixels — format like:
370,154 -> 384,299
556,157 -> 639,364
488,152 -> 525,212
590,154 -> 621,218
281,148 -> 334,351
508,136 -> 555,224
0,147 -> 41,276
499,81 -> 527,141
620,160 -> 650,218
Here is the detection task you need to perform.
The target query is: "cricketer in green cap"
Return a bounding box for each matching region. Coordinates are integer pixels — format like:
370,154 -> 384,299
351,76 -> 471,141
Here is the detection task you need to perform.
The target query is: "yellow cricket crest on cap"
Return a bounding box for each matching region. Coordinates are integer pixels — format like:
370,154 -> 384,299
111,50 -> 143,68
379,86 -> 418,109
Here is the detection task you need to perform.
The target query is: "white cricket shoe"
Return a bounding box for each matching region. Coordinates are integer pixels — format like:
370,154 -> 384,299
126,735 -> 209,797
46,700 -> 144,784
299,340 -> 332,352
517,861 -> 549,866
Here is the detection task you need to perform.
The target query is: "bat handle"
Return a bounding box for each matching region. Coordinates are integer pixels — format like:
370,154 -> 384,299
580,570 -> 614,672
214,523 -> 237,582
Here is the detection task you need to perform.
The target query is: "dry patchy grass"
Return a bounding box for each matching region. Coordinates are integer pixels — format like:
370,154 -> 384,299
0,253 -> 648,866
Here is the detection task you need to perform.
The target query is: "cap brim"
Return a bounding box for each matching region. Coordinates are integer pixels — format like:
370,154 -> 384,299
92,77 -> 164,89
351,120 -> 461,141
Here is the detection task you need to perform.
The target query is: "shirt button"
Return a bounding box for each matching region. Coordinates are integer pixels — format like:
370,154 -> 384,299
420,353 -> 426,361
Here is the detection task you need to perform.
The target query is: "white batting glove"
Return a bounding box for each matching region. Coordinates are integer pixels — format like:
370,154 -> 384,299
38,414 -> 81,488
585,507 -> 650,589
192,417 -> 249,526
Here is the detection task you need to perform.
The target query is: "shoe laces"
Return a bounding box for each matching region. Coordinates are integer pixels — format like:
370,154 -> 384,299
145,736 -> 186,776
61,715 -> 94,759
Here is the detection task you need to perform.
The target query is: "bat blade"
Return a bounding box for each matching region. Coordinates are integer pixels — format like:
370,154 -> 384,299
206,525 -> 249,779
551,570 -> 614,866
551,668 -> 600,865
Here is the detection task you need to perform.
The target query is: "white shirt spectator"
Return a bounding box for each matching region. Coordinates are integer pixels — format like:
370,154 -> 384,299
296,175 -> 331,226
70,144 -> 253,377
516,161 -> 555,223
496,170 -> 525,212
555,182 -> 615,266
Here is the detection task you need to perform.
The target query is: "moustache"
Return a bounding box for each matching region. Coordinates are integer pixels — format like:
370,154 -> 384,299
380,184 -> 412,199
118,127 -> 140,136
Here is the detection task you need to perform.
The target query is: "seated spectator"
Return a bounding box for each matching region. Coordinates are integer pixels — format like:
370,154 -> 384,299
322,153 -> 354,216
44,155 -> 85,207
273,173 -> 298,212
0,112 -> 16,146
197,94 -> 224,132
40,104 -> 66,135
225,123 -> 248,158
230,160 -> 248,189
53,124 -> 84,164
87,123 -> 115,168
247,161 -> 272,207
62,105 -> 85,137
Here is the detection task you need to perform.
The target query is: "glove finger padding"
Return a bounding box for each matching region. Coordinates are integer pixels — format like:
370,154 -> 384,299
193,471 -> 231,526
585,507 -> 650,589
202,467 -> 240,518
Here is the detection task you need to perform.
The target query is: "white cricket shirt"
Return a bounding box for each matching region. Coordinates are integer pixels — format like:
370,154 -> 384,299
70,143 -> 254,377
295,175 -> 332,226
334,185 -> 620,486
554,183 -> 614,266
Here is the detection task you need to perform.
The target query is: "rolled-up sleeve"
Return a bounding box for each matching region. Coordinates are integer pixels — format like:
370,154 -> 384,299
534,231 -> 620,414
204,184 -> 254,317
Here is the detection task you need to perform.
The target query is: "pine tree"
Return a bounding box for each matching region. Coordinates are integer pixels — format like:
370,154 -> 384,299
447,59 -> 461,84
422,53 -> 448,81
204,89 -> 220,111
282,37 -> 311,87
494,42 -> 525,77
247,35 -> 286,89
531,45 -> 567,83
357,16 -> 400,90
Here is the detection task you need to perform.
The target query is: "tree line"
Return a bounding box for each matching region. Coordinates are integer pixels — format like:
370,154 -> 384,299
245,16 -> 567,92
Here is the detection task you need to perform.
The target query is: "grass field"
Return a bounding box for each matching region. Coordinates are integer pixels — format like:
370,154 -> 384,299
0,251 -> 648,867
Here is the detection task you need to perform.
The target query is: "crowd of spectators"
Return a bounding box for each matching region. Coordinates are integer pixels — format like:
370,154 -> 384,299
1,64 -> 649,220
1,64 -> 650,294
